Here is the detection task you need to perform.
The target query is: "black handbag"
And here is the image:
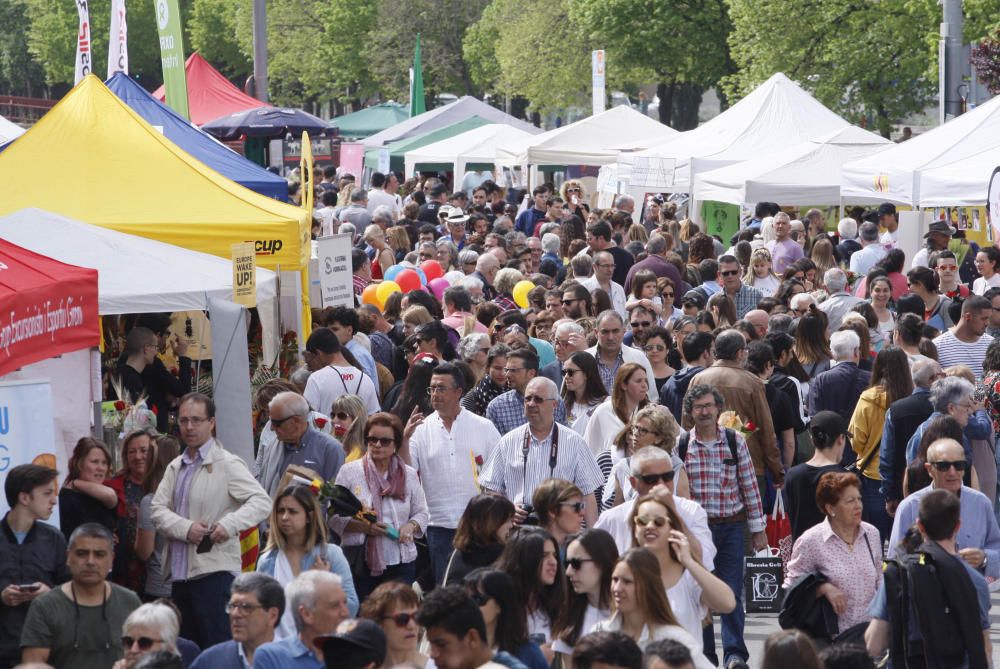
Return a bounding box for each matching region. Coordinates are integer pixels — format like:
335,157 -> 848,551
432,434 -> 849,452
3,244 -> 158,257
341,540 -> 369,581
779,572 -> 839,642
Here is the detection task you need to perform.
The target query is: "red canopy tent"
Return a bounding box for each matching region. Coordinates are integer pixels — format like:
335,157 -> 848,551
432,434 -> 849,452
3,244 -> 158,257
0,239 -> 99,377
153,52 -> 271,126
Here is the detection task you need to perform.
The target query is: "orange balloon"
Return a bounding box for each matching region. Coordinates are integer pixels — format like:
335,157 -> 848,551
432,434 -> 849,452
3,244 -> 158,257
361,283 -> 380,307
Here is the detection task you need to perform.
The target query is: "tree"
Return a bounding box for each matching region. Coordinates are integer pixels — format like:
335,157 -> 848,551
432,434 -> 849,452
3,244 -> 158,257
971,26 -> 1000,95
188,0 -> 252,83
0,1 -> 46,96
725,0 -> 938,137
569,0 -> 731,130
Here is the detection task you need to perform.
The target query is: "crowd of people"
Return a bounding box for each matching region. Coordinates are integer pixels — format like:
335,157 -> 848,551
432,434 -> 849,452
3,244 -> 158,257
2,172 -> 999,669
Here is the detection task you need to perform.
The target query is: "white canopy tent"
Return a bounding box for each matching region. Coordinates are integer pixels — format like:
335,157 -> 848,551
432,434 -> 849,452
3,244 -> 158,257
495,105 -> 676,168
694,126 -> 891,205
0,114 -> 24,144
403,123 -> 540,178
619,73 -> 848,194
0,208 -> 281,362
363,96 -> 537,147
840,94 -> 1000,206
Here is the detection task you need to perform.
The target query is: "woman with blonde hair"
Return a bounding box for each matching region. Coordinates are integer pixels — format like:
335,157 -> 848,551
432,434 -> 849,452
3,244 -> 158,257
401,305 -> 433,337
602,406 -> 688,509
331,394 -> 367,462
364,225 -> 395,280
809,236 -> 837,286
385,226 -> 410,263
742,247 -> 780,296
493,268 -> 525,311
561,180 -> 589,219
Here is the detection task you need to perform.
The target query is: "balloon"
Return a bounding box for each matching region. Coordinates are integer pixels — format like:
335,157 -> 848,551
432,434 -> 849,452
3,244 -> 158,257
375,281 -> 401,309
395,269 -> 422,293
361,283 -> 380,307
512,280 -> 535,308
384,265 -> 404,282
420,260 -> 444,282
444,270 -> 465,285
415,268 -> 428,285
428,277 -> 450,300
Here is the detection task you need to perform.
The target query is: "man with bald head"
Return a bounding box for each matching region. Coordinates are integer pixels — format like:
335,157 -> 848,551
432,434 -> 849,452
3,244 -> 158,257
766,212 -> 803,274
887,439 -> 1000,579
256,392 -> 345,497
480,376 -> 604,526
472,253 -> 500,302
744,310 -> 769,340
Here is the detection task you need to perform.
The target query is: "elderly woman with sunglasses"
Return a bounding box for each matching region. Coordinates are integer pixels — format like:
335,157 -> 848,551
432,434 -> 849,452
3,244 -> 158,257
359,582 -> 431,669
112,602 -> 181,669
330,413 -> 428,601
602,407 -> 689,511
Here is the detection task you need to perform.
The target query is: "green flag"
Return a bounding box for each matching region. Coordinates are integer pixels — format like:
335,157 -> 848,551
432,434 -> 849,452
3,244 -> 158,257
155,0 -> 189,120
409,34 -> 425,118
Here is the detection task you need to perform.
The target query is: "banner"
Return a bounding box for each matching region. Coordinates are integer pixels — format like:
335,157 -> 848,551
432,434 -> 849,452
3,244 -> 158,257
155,0 -> 189,120
0,380 -> 64,521
74,0 -> 92,85
592,49 -> 606,115
231,242 -> 256,307
409,35 -> 425,117
316,234 -> 355,308
107,0 -> 128,78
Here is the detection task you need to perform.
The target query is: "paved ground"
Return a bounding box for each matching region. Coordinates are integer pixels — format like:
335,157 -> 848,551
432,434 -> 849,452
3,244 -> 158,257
706,590 -> 1000,668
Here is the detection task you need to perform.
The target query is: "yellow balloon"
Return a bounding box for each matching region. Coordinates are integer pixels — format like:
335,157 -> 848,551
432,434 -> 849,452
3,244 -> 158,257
375,280 -> 401,309
512,280 -> 535,308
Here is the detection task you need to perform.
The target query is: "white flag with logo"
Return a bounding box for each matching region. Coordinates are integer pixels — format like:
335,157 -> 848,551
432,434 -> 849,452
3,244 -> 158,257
74,0 -> 92,84
107,0 -> 128,78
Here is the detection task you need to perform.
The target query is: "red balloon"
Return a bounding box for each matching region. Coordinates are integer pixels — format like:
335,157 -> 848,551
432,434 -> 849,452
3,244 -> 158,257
395,269 -> 422,292
420,260 -> 444,282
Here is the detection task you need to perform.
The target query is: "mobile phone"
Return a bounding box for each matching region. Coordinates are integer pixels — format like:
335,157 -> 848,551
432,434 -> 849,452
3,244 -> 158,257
18,584 -> 40,592
196,535 -> 214,554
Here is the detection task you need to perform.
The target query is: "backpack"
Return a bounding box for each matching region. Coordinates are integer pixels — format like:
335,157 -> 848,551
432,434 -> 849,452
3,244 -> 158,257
678,428 -> 739,463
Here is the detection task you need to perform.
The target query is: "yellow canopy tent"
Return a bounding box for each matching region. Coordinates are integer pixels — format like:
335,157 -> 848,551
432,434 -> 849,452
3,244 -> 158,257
0,75 -> 313,338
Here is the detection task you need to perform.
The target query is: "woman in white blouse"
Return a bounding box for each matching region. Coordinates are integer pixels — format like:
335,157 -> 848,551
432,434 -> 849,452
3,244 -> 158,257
551,529 -> 618,662
330,412 -> 428,601
562,351 -> 610,437
629,491 -> 735,648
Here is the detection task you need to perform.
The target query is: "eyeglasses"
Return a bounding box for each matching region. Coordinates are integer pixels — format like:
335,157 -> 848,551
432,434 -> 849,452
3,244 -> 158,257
366,436 -> 396,448
559,501 -> 586,513
561,368 -> 581,377
691,402 -> 716,413
524,395 -> 554,404
122,636 -> 162,650
384,612 -> 418,627
419,253 -> 434,260
638,471 -> 675,485
643,344 -> 666,352
565,557 -> 593,570
929,460 -> 967,472
469,591 -> 492,606
226,602 -> 264,615
635,515 -> 668,528
630,321 -> 651,329
719,269 -> 741,277
178,417 -> 209,426
270,415 -> 297,428
427,386 -> 456,395
631,425 -> 654,436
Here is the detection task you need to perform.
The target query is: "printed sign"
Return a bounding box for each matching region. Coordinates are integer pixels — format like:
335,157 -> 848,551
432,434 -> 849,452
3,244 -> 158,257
592,50 -> 606,115
231,242 -> 256,307
316,234 -> 355,308
0,380 -> 63,522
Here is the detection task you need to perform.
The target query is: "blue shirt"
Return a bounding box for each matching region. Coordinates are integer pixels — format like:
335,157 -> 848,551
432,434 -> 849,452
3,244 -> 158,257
254,636 -> 322,669
514,208 -> 547,236
190,640 -> 248,669
345,340 -> 380,394
887,485 -> 1000,580
904,410 -> 989,463
257,544 -> 359,615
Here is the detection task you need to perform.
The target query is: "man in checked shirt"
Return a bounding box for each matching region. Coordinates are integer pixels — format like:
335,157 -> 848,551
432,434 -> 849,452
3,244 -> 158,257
681,384 -> 766,669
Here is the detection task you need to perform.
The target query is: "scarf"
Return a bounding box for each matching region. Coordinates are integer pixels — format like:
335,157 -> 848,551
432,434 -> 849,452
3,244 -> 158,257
362,453 -> 407,576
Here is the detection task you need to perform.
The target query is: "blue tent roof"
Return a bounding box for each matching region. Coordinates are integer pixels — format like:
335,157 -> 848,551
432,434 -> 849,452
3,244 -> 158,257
105,73 -> 288,201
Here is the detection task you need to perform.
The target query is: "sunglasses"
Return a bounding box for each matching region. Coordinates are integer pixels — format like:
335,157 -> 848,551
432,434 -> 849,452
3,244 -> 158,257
720,269 -> 741,277
929,460 -> 967,472
937,264 -> 958,271
366,436 -> 395,448
565,557 -> 593,570
333,411 -> 352,421
630,321 -> 651,328
384,612 -> 418,627
638,471 -> 675,485
566,188 -> 582,193
635,515 -> 669,528
122,636 -> 161,651
560,501 -> 586,513
561,298 -> 580,305
561,368 -> 581,376
469,591 -> 492,606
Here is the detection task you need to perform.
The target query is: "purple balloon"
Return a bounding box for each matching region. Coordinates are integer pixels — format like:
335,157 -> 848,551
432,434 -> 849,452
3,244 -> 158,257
428,277 -> 450,300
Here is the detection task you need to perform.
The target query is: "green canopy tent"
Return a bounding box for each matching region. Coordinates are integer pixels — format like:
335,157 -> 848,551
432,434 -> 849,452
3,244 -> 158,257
329,102 -> 408,140
363,116 -> 491,172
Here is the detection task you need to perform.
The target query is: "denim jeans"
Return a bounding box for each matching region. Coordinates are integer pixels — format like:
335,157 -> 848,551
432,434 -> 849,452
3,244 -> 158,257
172,571 -> 235,649
702,520 -> 749,667
426,526 -> 458,585
860,475 -> 891,548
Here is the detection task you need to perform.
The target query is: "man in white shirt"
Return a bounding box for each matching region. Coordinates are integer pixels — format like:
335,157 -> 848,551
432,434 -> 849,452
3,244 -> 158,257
581,251 -> 627,319
302,328 -> 380,416
595,446 -> 714,569
878,202 -> 899,249
407,363 -> 501,584
366,172 -> 401,220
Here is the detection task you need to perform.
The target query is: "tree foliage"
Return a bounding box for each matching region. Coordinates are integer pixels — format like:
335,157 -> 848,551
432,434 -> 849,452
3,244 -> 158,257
188,0 -> 252,83
971,26 -> 1000,95
725,0 -> 938,137
0,1 -> 46,96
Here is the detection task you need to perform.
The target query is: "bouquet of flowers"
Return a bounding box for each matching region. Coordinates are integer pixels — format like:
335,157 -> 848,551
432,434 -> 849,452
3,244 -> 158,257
718,410 -> 758,437
103,377 -> 157,437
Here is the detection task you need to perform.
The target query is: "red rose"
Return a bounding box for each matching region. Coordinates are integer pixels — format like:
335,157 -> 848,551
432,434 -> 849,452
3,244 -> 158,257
114,400 -> 126,411
744,421 -> 757,432
151,405 -> 159,416
475,455 -> 484,466
314,416 -> 328,428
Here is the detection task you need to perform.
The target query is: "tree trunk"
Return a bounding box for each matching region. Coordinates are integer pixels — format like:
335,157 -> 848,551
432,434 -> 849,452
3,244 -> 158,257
657,82 -> 676,127
673,83 -> 703,131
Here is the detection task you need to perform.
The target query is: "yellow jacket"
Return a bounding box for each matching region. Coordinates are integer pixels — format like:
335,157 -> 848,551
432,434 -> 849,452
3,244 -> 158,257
848,386 -> 888,479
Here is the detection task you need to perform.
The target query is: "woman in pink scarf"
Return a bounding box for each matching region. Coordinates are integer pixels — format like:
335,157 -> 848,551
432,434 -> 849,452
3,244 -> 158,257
330,412 -> 428,600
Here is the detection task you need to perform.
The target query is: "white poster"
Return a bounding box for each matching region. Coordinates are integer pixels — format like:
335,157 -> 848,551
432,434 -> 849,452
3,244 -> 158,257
629,156 -> 677,189
592,50 -> 606,115
0,379 -> 64,520
208,299 -> 254,467
316,234 -> 356,308
377,149 -> 391,175
988,167 -> 1000,240
107,0 -> 128,78
74,0 -> 92,85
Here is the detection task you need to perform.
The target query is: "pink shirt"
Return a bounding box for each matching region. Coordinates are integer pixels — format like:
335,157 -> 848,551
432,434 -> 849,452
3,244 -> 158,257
442,311 -> 488,334
783,518 -> 882,633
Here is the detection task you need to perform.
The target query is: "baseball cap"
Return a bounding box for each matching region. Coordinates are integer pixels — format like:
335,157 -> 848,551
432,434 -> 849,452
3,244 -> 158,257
315,619 -> 387,668
809,411 -> 852,440
681,289 -> 707,309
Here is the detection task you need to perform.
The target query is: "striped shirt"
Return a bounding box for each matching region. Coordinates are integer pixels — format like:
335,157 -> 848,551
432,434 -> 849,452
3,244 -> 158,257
933,330 -> 992,380
682,427 -> 766,533
479,423 -> 605,504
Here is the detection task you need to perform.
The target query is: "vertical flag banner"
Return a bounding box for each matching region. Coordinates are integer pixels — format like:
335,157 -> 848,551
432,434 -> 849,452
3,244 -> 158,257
155,0 -> 190,120
410,34 -> 425,118
74,0 -> 92,85
592,49 -> 606,115
107,0 -> 128,78
300,132 -> 314,212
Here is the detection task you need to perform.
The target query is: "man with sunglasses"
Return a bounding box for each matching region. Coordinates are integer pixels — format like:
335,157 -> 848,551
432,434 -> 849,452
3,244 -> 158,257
594,446 -> 714,568
886,439 -> 1000,581
717,255 -> 762,319
190,573 -> 285,669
